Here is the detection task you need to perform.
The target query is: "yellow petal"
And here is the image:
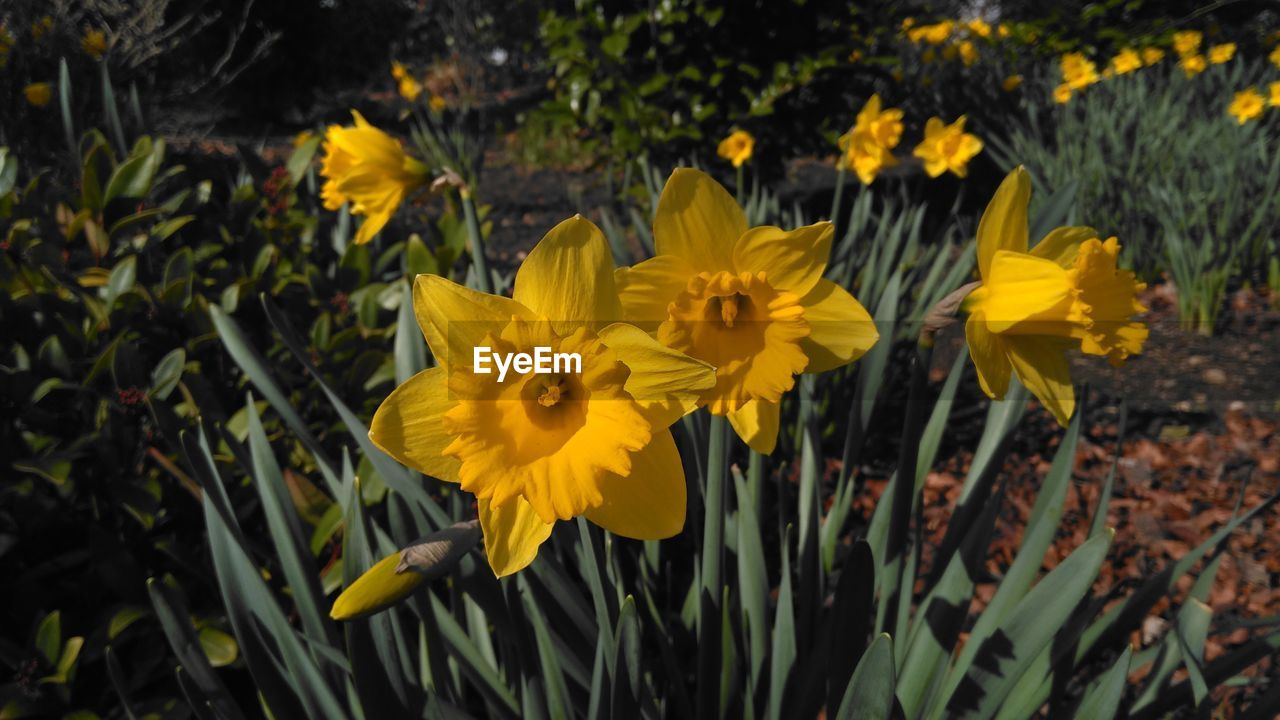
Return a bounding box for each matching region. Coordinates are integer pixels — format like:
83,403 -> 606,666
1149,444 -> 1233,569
1005,336 -> 1075,425
1030,226 -> 1096,268
654,168 -> 746,273
977,167 -> 1031,280
330,551 -> 425,620
598,322 -> 716,428
584,430 -> 686,539
413,274 -> 535,368
797,279 -> 878,373
732,221 -> 834,296
964,309 -> 1011,399
981,251 -> 1071,334
727,398 -> 781,454
478,496 -> 553,577
513,215 -> 622,333
369,367 -> 460,483
615,254 -> 696,331
354,202 -> 396,245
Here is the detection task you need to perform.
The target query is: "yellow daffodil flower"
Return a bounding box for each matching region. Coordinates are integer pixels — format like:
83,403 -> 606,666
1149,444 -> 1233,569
1059,52 -> 1099,90
615,169 -> 878,453
23,82 -> 52,107
1207,43 -> 1236,64
429,94 -> 447,112
370,216 -> 716,575
908,21 -> 954,46
320,111 -> 430,245
1110,48 -> 1142,75
837,94 -> 903,185
1269,81 -> 1280,107
1180,54 -> 1207,77
82,28 -> 106,59
391,61 -> 409,80
1172,30 -> 1202,57
997,23 -> 1011,39
31,16 -> 53,41
717,130 -> 755,168
1053,84 -> 1072,104
962,168 -> 1147,425
1002,74 -> 1023,92
957,40 -> 978,67
391,62 -> 423,101
966,18 -> 992,39
914,116 -> 983,178
1228,87 -> 1265,124
1141,47 -> 1165,65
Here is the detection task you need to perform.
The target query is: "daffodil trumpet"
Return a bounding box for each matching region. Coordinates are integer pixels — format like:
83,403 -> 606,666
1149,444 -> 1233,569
616,168 -> 879,454
368,214 -> 716,578
959,167 -> 1148,425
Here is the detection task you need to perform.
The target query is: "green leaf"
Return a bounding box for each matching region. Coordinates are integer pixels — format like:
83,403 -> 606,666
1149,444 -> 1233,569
35,610 -> 61,665
108,606 -> 147,640
146,578 -> 247,720
1070,646 -> 1131,719
835,633 -> 894,720
105,255 -> 137,313
766,525 -> 796,720
610,596 -> 642,720
105,138 -> 164,204
198,627 -> 239,668
149,348 -> 185,400
947,530 -> 1115,719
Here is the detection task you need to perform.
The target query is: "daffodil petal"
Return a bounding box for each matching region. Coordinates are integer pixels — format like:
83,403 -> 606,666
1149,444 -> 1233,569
982,250 -> 1071,334
330,551 -> 426,620
732,221 -> 834,296
369,367 -> 460,483
477,497 -> 553,577
797,279 -> 878,373
1030,226 -> 1096,268
654,168 -> 746,273
513,215 -> 622,333
727,398 -> 781,454
1005,336 -> 1075,425
977,167 -> 1031,279
964,310 -> 1011,399
598,322 -> 716,428
413,274 -> 535,368
615,254 -> 695,331
584,430 -> 686,540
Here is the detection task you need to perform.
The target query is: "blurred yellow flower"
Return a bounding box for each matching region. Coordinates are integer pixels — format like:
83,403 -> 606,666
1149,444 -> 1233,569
1059,52 -> 1099,90
958,40 -> 978,66
901,17 -> 916,31
1054,84 -> 1072,104
1228,87 -> 1265,124
391,61 -> 409,80
292,130 -> 315,147
997,23 -> 1011,39
1271,45 -> 1280,68
1141,47 -> 1165,65
848,49 -> 863,63
1172,30 -> 1202,57
962,167 -> 1147,425
908,21 -> 954,45
913,115 -> 983,178
1110,48 -> 1142,75
717,130 -> 755,168
1269,81 -> 1280,107
966,18 -> 992,39
837,94 -> 903,185
82,28 -> 107,59
616,169 -> 878,453
23,82 -> 52,107
1002,74 -> 1023,92
371,216 -> 715,575
429,94 -> 447,112
398,76 -> 423,102
31,16 -> 52,41
320,111 -> 430,245
1207,43 -> 1236,64
1180,54 -> 1207,77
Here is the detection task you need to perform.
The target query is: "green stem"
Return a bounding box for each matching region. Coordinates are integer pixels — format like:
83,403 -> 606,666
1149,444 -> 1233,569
697,413 -> 729,719
878,339 -> 934,639
459,189 -> 493,294
735,164 -> 745,208
830,165 -> 847,233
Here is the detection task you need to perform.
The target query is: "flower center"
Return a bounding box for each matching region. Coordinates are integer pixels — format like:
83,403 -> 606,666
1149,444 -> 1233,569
442,320 -> 652,523
659,271 -> 810,414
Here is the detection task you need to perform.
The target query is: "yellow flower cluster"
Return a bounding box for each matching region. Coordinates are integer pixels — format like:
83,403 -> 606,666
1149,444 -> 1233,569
1054,52 -> 1100,103
391,61 -> 447,111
